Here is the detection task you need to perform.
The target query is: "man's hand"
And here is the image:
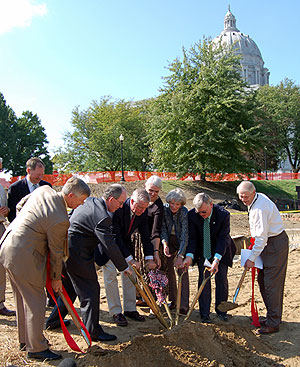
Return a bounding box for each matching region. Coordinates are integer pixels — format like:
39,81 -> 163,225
145,259 -> 156,270
163,242 -> 171,257
245,259 -> 255,270
0,206 -> 9,217
129,259 -> 140,270
210,259 -> 219,274
175,256 -> 184,269
51,279 -> 63,293
183,256 -> 192,269
154,251 -> 161,269
124,268 -> 133,276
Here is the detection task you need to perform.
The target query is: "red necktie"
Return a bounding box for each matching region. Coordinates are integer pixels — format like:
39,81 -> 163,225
127,214 -> 135,235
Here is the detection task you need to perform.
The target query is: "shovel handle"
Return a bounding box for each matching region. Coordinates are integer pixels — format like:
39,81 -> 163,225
185,269 -> 213,321
175,271 -> 184,326
233,268 -> 247,303
58,290 -> 91,349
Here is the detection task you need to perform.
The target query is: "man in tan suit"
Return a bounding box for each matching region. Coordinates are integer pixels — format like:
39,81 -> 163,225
0,176 -> 90,361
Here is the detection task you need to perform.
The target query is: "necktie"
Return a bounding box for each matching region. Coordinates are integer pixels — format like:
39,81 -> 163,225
203,218 -> 211,260
32,184 -> 39,191
127,214 -> 135,236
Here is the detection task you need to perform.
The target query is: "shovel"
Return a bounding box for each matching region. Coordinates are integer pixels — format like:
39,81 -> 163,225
184,267 -> 214,321
57,290 -> 91,350
217,268 -> 247,313
175,270 -> 185,326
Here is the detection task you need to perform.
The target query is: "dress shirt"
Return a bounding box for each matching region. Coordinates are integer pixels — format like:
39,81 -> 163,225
0,184 -> 7,222
186,207 -> 222,261
26,176 -> 39,193
248,193 -> 284,262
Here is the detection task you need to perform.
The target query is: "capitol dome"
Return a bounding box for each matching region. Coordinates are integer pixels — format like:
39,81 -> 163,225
213,6 -> 269,87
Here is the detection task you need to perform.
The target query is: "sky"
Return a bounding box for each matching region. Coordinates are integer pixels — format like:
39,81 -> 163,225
0,0 -> 299,155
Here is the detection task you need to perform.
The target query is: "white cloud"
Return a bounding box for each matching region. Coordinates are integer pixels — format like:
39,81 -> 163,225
0,0 -> 47,35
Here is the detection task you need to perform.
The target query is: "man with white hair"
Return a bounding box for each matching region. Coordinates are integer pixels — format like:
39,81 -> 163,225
236,181 -> 289,334
100,188 -> 156,326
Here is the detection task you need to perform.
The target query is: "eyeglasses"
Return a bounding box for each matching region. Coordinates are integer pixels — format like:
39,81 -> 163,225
114,197 -> 124,206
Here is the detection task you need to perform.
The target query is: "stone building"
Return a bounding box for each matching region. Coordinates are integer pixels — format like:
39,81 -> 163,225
213,6 -> 269,88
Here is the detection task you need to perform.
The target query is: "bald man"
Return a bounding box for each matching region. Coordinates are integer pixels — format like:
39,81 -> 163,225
237,181 -> 288,335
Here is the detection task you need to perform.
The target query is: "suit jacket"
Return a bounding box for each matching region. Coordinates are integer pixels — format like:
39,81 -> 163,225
0,186 -> 69,287
111,198 -> 153,259
187,205 -> 236,267
7,178 -> 52,222
67,197 -> 128,277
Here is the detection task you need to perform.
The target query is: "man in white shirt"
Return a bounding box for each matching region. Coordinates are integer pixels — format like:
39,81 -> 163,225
237,181 -> 289,334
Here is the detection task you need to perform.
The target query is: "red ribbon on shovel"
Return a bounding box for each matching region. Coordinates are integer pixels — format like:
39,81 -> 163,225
46,256 -> 91,353
248,237 -> 260,327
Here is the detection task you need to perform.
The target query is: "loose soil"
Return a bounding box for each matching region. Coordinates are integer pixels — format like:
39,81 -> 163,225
1,181 -> 300,367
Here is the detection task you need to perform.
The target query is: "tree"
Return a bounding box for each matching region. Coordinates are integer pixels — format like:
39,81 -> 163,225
53,97 -> 150,173
0,92 -> 52,176
147,38 -> 261,178
256,79 -> 300,172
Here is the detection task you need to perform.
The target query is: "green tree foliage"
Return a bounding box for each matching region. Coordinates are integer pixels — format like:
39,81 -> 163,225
256,79 -> 300,172
53,97 -> 149,172
147,38 -> 260,178
0,93 -> 52,176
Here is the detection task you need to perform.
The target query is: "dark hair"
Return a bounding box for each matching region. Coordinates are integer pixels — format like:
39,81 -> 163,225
26,157 -> 45,170
104,184 -> 125,200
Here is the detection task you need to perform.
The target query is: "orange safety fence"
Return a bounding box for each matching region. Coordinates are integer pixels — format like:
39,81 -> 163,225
5,170 -> 300,187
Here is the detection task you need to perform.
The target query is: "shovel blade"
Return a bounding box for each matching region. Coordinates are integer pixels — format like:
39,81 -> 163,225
217,301 -> 239,313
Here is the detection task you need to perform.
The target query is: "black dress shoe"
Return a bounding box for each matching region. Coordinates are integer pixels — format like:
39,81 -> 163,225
92,332 -> 117,342
217,313 -> 228,322
0,307 -> 16,316
27,348 -> 62,360
47,298 -> 56,307
124,311 -> 145,322
46,319 -> 70,330
258,326 -> 279,335
201,315 -> 212,323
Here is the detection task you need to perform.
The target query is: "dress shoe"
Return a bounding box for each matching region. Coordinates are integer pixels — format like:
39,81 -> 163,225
27,348 -> 62,361
258,325 -> 279,335
0,307 -> 16,317
113,313 -> 128,326
46,319 -> 70,330
259,317 -> 267,327
217,313 -> 228,322
92,332 -> 117,342
47,298 -> 56,307
124,310 -> 145,322
179,308 -> 189,316
201,315 -> 212,323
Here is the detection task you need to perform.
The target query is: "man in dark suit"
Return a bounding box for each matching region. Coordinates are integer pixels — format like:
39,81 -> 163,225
183,193 -> 236,323
46,184 -> 131,342
98,188 -> 156,326
7,157 -> 51,223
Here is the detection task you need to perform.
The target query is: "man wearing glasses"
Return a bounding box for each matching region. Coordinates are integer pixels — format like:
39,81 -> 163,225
183,193 -> 236,323
46,184 -> 131,342
99,188 -> 156,327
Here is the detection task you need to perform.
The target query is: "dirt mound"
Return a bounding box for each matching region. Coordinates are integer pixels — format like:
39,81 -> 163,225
77,322 -> 278,367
